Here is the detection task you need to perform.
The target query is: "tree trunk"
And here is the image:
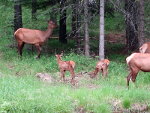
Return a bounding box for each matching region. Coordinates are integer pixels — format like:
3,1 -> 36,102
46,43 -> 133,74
71,0 -> 81,53
14,0 -> 22,32
32,0 -> 37,20
84,0 -> 90,56
72,0 -> 78,38
99,0 -> 105,60
138,0 -> 144,47
59,0 -> 67,44
125,0 -> 139,51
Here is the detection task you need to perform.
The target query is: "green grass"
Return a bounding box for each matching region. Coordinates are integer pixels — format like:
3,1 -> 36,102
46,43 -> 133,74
0,2 -> 150,113
0,35 -> 150,112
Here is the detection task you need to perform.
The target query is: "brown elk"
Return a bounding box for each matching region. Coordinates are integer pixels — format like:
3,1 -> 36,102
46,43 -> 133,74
55,54 -> 76,83
126,53 -> 150,87
90,59 -> 110,78
14,20 -> 57,58
139,42 -> 150,53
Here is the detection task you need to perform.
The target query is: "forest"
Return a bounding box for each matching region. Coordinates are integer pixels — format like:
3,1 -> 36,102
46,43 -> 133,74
0,0 -> 150,112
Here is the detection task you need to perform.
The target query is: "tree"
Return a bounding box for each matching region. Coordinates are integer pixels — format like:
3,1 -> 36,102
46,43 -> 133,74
14,0 -> 22,32
72,0 -> 78,38
59,0 -> 67,44
109,0 -> 145,52
84,0 -> 90,56
138,0 -> 144,47
71,0 -> 82,53
125,0 -> 139,51
32,0 -> 37,20
99,0 -> 105,60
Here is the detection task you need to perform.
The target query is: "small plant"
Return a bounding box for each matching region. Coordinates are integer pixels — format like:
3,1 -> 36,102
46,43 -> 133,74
122,99 -> 131,109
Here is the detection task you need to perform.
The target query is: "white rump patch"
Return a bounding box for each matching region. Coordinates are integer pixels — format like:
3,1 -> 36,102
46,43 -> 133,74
126,53 -> 136,64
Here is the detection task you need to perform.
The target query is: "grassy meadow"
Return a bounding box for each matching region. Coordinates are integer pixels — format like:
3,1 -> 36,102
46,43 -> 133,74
0,2 -> 150,113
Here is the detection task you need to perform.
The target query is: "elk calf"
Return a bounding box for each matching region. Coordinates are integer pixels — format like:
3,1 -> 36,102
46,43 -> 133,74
126,53 -> 150,87
90,59 -> 110,78
139,42 -> 150,53
14,20 -> 57,58
55,54 -> 75,83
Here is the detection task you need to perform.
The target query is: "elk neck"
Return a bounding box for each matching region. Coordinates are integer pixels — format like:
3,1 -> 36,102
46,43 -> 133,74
56,57 -> 63,64
43,26 -> 54,40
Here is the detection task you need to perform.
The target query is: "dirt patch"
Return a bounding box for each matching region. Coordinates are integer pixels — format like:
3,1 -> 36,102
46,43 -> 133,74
74,106 -> 86,113
110,99 -> 149,113
110,99 -> 123,112
35,73 -> 54,83
36,71 -> 100,89
131,103 -> 149,112
73,72 -> 100,89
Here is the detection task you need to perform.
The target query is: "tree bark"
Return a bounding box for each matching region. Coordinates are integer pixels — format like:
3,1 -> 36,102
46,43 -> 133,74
84,0 -> 90,56
72,0 -> 78,38
14,0 -> 22,32
59,0 -> 67,44
32,0 -> 37,20
138,0 -> 144,47
99,0 -> 105,60
72,0 -> 81,53
125,0 -> 139,51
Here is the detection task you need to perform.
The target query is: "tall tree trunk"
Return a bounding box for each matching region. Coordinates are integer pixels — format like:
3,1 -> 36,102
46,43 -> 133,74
138,0 -> 144,47
125,0 -> 139,51
72,0 -> 78,38
32,0 -> 37,20
72,0 -> 81,53
14,0 -> 22,32
99,0 -> 105,60
59,0 -> 67,44
84,0 -> 90,56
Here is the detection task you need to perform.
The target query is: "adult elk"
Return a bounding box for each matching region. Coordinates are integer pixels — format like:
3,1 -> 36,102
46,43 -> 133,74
55,54 -> 76,84
90,59 -> 110,78
139,42 -> 150,53
14,20 -> 57,58
126,53 -> 150,87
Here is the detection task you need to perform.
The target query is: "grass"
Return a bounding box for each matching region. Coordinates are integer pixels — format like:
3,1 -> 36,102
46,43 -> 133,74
0,35 -> 150,112
0,2 -> 150,113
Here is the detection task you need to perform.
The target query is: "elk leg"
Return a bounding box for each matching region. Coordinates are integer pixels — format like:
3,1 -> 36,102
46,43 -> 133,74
131,71 -> 138,87
60,70 -> 65,81
90,68 -> 100,78
105,68 -> 108,77
31,45 -> 34,55
102,70 -> 108,78
69,68 -> 75,83
102,69 -> 105,78
127,72 -> 132,88
18,42 -> 25,56
103,66 -> 108,77
35,44 -> 42,59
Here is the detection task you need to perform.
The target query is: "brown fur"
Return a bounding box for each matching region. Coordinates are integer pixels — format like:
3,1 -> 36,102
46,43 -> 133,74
139,42 -> 150,53
14,20 -> 57,58
90,59 -> 110,78
55,54 -> 75,83
126,53 -> 150,87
